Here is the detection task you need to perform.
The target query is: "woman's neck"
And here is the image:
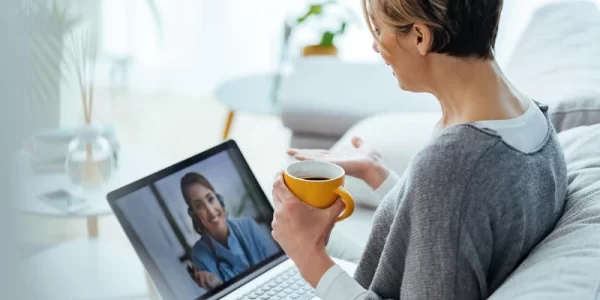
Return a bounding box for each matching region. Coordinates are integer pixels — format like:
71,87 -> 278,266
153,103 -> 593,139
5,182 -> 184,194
427,56 -> 528,129
211,227 -> 230,248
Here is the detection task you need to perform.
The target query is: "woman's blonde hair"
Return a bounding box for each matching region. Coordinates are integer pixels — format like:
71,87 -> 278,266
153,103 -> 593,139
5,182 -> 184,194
362,0 -> 503,59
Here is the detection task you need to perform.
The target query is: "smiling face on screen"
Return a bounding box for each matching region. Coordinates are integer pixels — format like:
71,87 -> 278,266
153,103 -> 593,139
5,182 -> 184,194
186,183 -> 228,238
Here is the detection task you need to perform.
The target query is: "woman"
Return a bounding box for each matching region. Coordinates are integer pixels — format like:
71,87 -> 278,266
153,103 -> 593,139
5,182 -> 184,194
271,1 -> 568,299
180,172 -> 280,290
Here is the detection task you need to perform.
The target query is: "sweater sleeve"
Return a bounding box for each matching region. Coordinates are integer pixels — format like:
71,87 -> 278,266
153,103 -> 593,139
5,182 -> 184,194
316,227 -> 485,300
353,139 -> 494,300
391,151 -> 490,300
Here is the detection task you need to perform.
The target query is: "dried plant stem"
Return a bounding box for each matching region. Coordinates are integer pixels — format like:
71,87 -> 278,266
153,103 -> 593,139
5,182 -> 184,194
70,30 -> 97,125
88,34 -> 97,125
70,30 -> 103,186
71,33 -> 86,124
82,30 -> 90,123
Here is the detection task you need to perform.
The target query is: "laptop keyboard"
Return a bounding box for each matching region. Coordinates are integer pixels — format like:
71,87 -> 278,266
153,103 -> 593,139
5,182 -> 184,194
236,267 -> 316,300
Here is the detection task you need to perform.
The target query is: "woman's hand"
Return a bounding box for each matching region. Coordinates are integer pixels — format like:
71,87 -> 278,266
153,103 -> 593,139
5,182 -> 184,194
193,269 -> 222,290
271,174 -> 345,287
287,136 -> 389,189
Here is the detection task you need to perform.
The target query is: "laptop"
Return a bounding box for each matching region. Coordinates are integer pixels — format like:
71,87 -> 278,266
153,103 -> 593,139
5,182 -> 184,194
107,140 -> 356,300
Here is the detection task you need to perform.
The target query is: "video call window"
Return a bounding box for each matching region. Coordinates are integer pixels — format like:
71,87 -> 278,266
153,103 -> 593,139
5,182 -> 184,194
114,149 -> 281,299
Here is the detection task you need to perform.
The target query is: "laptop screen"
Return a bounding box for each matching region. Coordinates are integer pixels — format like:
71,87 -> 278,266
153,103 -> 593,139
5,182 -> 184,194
107,141 -> 284,300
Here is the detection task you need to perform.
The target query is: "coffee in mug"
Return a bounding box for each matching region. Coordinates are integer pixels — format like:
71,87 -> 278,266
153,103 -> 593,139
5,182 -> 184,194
283,160 -> 355,221
300,177 -> 330,181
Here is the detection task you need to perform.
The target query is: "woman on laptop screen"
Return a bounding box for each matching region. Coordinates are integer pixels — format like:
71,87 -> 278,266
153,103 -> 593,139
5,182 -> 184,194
180,172 -> 280,290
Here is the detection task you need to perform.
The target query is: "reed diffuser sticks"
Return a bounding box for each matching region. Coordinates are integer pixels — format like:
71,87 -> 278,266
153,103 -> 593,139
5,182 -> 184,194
68,30 -> 104,186
70,30 -> 97,125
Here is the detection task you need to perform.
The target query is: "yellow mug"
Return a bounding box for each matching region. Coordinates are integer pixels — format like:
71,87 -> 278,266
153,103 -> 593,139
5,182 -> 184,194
283,160 -> 355,221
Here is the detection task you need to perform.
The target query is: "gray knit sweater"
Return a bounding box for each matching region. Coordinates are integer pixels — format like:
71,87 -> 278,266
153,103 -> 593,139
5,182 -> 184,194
323,103 -> 568,299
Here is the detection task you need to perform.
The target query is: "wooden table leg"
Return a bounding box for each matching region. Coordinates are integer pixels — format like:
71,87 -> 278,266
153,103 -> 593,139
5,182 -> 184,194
222,110 -> 236,140
87,216 -> 99,237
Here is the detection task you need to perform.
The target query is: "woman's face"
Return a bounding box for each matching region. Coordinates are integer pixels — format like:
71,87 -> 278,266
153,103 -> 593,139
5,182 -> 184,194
370,16 -> 430,92
187,184 -> 228,237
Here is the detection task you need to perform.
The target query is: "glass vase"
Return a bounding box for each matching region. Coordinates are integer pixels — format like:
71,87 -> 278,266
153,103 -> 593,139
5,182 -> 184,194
65,124 -> 115,191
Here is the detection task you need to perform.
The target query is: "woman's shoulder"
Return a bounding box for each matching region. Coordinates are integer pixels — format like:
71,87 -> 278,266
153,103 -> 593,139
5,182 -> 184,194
429,123 -> 502,151
411,124 -> 502,175
192,238 -> 208,251
397,126 -> 508,212
191,239 -> 211,262
407,121 -> 565,189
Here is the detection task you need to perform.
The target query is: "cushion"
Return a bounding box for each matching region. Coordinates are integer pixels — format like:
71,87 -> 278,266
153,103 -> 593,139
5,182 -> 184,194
505,1 -> 600,132
489,123 -> 600,300
279,57 -> 440,137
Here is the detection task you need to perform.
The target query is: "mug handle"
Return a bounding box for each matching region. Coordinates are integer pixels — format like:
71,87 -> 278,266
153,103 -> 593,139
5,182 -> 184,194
333,186 -> 355,222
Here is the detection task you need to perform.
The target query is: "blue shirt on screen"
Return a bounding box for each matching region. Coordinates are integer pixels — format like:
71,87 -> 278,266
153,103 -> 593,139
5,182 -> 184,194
191,217 -> 280,283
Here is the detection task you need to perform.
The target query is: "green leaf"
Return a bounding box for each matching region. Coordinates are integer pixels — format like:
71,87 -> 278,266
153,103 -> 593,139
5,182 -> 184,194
319,31 -> 335,47
296,4 -> 323,24
309,4 -> 323,15
338,22 -> 347,34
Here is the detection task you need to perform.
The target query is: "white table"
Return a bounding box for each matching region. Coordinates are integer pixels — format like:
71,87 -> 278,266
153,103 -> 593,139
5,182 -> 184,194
20,238 -> 152,300
16,144 -> 172,237
215,73 -> 284,139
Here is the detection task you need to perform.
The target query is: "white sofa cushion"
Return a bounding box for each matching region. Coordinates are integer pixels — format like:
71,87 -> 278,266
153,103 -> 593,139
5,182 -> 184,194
489,124 -> 600,300
505,1 -> 600,132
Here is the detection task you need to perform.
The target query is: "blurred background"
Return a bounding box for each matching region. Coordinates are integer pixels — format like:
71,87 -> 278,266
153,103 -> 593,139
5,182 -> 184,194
4,0 -> 599,299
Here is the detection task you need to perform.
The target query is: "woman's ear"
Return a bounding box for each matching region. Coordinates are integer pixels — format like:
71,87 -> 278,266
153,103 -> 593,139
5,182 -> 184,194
412,23 -> 431,56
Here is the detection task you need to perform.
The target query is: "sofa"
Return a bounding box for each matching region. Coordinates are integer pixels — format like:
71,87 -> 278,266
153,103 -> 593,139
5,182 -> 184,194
291,1 -> 600,299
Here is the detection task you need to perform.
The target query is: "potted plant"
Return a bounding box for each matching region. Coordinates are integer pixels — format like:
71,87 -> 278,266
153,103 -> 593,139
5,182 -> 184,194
292,1 -> 358,57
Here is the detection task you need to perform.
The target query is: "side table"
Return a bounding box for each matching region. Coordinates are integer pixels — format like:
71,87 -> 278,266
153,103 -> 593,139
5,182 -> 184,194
214,73 -> 283,140
16,144 -> 172,237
